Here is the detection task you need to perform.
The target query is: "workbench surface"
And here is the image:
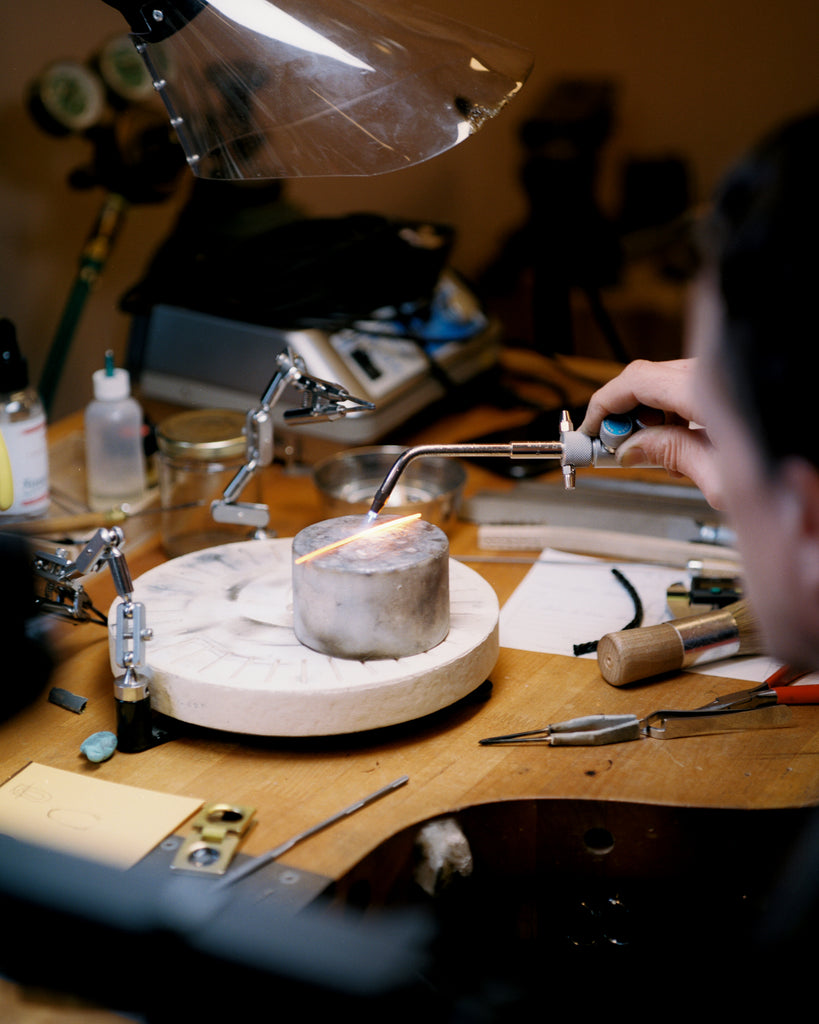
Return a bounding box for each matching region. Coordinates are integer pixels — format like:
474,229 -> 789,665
3,370 -> 819,1019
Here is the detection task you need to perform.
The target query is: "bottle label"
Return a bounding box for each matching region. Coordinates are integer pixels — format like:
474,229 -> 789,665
0,413 -> 50,516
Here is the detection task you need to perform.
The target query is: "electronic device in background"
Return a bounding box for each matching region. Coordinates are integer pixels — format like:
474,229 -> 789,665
128,272 -> 501,445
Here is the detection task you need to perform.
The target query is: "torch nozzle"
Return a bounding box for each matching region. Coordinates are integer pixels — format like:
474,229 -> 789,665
363,408 -> 660,514
365,440 -> 565,520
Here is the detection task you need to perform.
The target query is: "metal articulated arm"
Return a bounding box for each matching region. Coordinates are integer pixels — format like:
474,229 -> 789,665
212,347 -> 374,531
32,527 -> 154,752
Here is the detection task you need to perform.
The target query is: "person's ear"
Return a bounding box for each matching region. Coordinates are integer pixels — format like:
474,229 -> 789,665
779,457 -> 819,599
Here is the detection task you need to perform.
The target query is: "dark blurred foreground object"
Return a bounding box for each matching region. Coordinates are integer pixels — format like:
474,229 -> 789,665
0,532 -> 53,720
0,834 -> 434,1023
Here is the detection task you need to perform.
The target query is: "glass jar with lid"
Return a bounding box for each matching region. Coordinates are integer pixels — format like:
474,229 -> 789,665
156,409 -> 262,557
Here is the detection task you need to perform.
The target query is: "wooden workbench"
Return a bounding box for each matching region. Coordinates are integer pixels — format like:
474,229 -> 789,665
12,467 -> 819,845
3,362 -> 819,1018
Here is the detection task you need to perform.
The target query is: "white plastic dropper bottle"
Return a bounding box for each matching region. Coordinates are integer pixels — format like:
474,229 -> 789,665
84,350 -> 147,512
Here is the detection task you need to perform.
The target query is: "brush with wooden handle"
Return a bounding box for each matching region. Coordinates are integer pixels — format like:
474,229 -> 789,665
597,599 -> 763,686
0,509 -> 131,535
0,501 -> 206,537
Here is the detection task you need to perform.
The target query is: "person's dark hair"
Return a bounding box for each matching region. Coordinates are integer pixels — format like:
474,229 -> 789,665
706,107 -> 819,468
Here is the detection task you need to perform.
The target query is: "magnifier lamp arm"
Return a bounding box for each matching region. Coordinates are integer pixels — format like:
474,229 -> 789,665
100,0 -> 206,42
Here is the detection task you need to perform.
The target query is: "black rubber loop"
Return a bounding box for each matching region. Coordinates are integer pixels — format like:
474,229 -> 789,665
573,567 -> 644,656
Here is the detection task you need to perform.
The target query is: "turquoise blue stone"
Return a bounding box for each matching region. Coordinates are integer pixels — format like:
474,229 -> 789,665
81,731 -> 118,763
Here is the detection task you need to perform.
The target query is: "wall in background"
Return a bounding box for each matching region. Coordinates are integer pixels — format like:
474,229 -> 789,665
1,1 -> 818,420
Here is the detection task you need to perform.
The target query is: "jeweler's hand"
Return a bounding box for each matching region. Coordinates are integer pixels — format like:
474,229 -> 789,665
579,358 -> 725,508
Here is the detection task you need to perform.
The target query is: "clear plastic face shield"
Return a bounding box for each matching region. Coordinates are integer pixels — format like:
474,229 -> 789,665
102,0 -> 533,180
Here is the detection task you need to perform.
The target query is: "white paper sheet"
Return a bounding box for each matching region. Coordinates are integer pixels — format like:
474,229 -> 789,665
498,549 -> 684,658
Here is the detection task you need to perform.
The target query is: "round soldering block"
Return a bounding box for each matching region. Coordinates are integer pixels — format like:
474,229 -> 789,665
292,515 -> 450,660
107,537 -> 499,736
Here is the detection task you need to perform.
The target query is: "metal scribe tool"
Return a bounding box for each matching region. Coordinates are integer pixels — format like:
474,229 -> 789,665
214,775 -> 409,890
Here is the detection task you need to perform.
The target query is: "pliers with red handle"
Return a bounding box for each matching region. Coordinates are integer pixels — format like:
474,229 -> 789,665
692,684 -> 819,714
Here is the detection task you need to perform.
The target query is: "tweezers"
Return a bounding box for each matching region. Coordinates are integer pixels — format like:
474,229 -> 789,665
479,678 -> 819,747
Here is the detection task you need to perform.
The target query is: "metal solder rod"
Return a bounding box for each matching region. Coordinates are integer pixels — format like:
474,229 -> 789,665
366,441 -> 565,520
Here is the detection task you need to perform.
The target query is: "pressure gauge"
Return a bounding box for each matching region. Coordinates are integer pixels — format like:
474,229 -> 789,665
95,35 -> 154,106
28,60 -> 106,135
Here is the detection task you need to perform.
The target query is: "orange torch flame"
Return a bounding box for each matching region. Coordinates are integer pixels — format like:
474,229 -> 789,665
295,513 -> 422,565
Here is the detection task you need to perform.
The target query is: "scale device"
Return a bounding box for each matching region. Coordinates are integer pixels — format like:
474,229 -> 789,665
128,275 -> 501,445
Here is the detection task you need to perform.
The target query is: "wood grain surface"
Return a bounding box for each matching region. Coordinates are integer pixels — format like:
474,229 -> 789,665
3,372 -> 819,1018
5,458 -> 818,887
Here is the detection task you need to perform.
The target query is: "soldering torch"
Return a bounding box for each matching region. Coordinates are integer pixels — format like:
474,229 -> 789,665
365,407 -> 662,521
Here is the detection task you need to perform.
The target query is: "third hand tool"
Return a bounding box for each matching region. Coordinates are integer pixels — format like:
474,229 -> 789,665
479,677 -> 819,746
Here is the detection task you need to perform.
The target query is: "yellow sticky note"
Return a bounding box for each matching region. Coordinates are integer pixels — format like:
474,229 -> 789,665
0,762 -> 202,869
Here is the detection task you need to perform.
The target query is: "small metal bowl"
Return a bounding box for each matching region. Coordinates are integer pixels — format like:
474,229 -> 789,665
312,446 -> 466,532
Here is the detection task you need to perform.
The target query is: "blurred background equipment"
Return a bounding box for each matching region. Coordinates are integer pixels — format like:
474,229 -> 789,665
27,37 -> 187,414
124,199 -> 501,443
